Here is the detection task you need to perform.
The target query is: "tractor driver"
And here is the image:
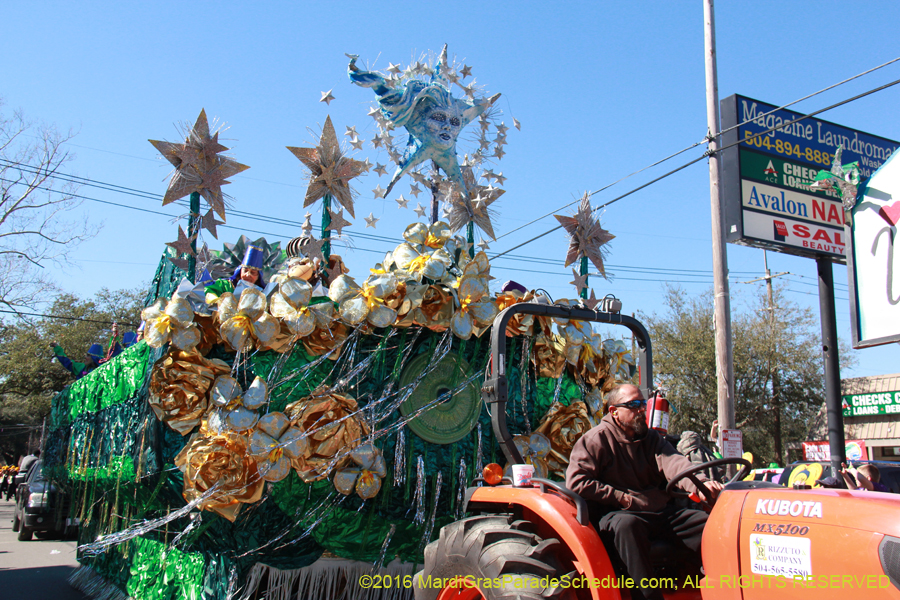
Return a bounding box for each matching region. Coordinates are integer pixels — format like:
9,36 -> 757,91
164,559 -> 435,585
566,384 -> 724,600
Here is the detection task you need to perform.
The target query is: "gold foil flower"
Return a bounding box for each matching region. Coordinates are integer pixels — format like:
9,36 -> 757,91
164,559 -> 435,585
207,375 -> 268,433
218,288 -> 280,351
284,391 -> 370,482
269,277 -> 316,337
141,296 -> 202,352
402,221 -> 452,250
328,273 -> 399,328
603,339 -> 635,380
148,349 -> 230,435
450,254 -> 498,340
249,412 -> 309,482
391,243 -> 453,283
174,428 -> 264,522
532,332 -> 567,379
333,442 -> 387,500
504,432 -> 552,480
536,402 -> 594,479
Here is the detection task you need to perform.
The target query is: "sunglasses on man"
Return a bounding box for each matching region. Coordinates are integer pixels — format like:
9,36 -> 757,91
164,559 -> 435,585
612,399 -> 647,410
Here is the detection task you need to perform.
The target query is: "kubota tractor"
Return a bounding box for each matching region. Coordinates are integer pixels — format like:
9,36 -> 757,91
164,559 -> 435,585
413,302 -> 900,600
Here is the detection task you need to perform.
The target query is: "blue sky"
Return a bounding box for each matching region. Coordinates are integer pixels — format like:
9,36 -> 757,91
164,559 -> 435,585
3,1 -> 900,380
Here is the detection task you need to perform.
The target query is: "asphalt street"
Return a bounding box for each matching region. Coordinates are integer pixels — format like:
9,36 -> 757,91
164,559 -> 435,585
0,497 -> 90,599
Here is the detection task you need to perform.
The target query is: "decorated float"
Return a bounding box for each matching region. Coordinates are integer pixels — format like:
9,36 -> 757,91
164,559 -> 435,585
43,47 -> 633,600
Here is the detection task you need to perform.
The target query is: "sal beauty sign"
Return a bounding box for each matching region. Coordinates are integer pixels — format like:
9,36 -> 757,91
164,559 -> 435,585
848,151 -> 900,347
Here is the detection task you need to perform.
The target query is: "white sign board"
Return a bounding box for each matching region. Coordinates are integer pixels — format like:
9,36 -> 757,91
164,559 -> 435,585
847,151 -> 900,347
721,429 -> 743,459
750,534 -> 812,578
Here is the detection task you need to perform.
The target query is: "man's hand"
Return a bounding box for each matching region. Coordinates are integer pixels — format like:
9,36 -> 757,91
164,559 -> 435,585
697,480 -> 724,502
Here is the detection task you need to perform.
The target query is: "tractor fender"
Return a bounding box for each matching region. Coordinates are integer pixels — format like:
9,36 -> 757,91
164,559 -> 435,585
465,484 -> 624,600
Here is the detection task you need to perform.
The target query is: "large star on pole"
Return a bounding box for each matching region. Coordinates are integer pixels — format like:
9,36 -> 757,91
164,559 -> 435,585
444,167 -> 504,240
149,109 -> 250,221
554,192 -> 615,279
287,115 -> 367,218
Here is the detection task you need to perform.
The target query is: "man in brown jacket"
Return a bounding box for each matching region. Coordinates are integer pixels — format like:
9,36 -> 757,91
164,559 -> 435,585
566,384 -> 723,600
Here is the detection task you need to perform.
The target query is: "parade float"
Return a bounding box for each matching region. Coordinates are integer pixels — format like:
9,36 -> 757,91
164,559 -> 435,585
43,47 -> 632,600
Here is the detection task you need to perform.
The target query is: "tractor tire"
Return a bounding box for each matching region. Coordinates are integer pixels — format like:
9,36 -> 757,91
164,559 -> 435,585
17,523 -> 33,541
414,514 -> 573,600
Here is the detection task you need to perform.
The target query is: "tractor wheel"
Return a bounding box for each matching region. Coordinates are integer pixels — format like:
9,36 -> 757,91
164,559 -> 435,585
414,514 -> 573,600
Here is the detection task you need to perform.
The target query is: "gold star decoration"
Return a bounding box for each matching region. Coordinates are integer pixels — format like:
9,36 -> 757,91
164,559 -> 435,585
570,268 -> 588,296
554,192 -> 615,278
201,209 -> 224,239
326,208 -> 352,236
301,237 -> 326,264
166,225 -> 195,257
149,109 -> 250,221
444,167 -> 504,241
287,115 -> 367,218
582,289 -> 600,310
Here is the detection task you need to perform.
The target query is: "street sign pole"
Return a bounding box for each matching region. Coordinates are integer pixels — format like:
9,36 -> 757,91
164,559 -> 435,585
817,257 -> 845,477
704,0 -> 736,444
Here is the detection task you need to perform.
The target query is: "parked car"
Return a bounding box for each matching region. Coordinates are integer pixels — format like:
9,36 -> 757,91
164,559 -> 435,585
780,460 -> 900,492
11,460 -> 77,541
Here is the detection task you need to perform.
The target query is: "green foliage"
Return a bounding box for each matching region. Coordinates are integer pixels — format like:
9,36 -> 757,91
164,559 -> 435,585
0,286 -> 144,462
640,285 -> 854,467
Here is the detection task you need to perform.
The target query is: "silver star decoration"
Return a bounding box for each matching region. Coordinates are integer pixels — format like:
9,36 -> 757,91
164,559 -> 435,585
301,212 -> 313,236
196,243 -> 212,270
326,207 -> 352,236
494,172 -> 507,185
149,109 -> 249,221
513,118 -> 521,131
445,70 -> 459,84
286,115 -> 367,218
367,106 -> 381,119
320,90 -> 336,105
570,268 -> 589,296
349,137 -> 363,151
460,64 -> 473,78
373,184 -> 387,199
387,62 -> 402,75
166,225 -> 195,256
413,203 -> 427,218
496,123 -> 509,135
444,168 -> 504,241
365,213 -> 379,229
554,192 -> 615,278
371,136 -> 383,149
168,256 -> 190,271
345,125 -> 357,137
395,194 -> 409,209
302,236 -> 326,263
477,239 -> 491,252
374,163 -> 388,177
409,183 -> 422,198
483,169 -> 496,181
494,147 -> 506,160
410,171 -> 428,185
201,208 -> 224,239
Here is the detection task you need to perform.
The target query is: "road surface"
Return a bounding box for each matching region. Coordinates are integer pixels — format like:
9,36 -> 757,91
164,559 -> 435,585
0,497 -> 90,599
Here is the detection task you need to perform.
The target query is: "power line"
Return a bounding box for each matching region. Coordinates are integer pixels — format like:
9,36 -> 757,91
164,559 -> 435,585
0,309 -> 136,327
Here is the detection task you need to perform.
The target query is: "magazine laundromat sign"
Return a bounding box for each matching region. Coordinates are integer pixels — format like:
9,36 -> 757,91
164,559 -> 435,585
720,94 -> 900,262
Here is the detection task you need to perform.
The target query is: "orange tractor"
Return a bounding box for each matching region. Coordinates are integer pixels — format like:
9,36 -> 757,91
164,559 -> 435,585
413,303 -> 900,600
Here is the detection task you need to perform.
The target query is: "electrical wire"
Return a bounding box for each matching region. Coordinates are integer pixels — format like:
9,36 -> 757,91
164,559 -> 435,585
0,309 -> 136,326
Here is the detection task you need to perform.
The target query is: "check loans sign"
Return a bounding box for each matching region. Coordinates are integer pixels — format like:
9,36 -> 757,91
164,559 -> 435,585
720,94 -> 900,262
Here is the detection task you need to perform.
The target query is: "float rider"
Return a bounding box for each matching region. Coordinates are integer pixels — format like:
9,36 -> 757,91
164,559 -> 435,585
205,245 -> 266,302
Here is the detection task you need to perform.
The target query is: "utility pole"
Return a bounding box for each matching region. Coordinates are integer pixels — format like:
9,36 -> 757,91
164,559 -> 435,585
703,0 -> 736,442
743,251 -> 789,465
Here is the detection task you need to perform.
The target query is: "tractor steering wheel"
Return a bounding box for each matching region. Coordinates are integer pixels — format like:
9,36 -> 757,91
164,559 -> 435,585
665,458 -> 752,509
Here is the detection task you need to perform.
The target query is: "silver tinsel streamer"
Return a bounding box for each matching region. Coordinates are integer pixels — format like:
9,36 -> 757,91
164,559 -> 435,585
455,459 -> 467,519
519,339 -> 532,434
419,471 -> 443,554
372,523 -> 397,573
412,455 -> 426,524
552,372 -> 565,404
393,428 -> 406,487
475,422 -> 484,475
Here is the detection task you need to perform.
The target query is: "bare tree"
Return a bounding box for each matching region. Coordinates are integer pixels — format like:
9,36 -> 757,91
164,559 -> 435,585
0,100 -> 97,311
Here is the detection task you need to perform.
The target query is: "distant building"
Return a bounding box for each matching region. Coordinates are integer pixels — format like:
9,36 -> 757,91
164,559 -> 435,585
804,373 -> 900,462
